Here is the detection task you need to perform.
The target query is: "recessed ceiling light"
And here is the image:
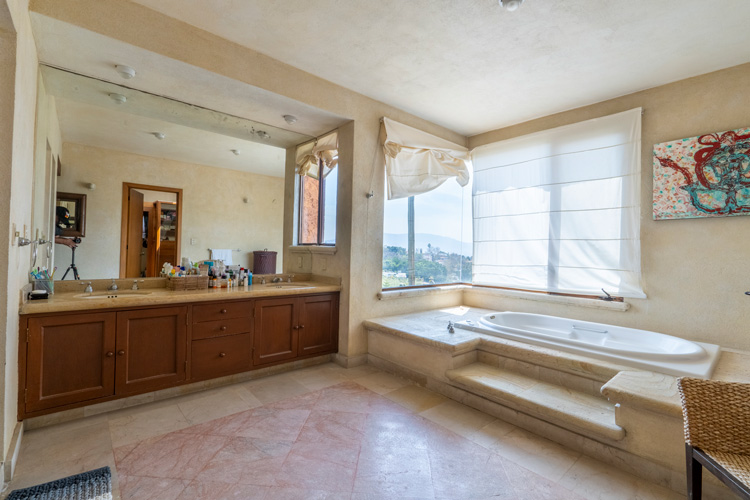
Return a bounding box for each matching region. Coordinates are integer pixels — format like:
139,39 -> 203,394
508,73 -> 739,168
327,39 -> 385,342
283,114 -> 298,124
500,0 -> 524,11
152,132 -> 166,140
116,64 -> 136,79
231,149 -> 241,156
109,93 -> 127,104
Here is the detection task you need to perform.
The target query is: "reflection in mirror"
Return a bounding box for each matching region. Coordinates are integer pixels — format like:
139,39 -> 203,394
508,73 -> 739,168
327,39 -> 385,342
55,192 -> 86,237
33,65 -> 315,280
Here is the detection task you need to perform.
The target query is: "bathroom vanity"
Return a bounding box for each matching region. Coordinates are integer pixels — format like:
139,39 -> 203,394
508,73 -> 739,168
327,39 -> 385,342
17,282 -> 339,420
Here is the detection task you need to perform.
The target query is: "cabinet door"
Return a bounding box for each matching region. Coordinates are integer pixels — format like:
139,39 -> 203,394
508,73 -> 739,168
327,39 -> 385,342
115,306 -> 187,395
26,312 -> 116,413
299,294 -> 339,357
253,297 -> 298,366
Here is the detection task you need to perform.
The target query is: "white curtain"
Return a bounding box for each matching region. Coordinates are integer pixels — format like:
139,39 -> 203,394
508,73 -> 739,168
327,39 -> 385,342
471,108 -> 644,298
383,117 -> 470,200
296,130 -> 338,179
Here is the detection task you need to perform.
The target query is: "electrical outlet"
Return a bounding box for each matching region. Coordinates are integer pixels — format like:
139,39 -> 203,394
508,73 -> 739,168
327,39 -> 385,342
190,238 -> 196,245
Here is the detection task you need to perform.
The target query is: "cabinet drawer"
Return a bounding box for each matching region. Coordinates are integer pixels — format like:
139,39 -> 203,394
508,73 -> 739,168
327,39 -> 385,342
192,300 -> 252,322
192,317 -> 252,340
191,333 -> 252,381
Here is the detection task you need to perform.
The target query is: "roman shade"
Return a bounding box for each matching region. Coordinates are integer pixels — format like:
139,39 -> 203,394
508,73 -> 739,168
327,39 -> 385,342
383,117 -> 470,200
296,130 -> 338,179
471,108 -> 644,298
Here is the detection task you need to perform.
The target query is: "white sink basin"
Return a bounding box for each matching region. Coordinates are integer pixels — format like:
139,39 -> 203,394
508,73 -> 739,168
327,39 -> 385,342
75,290 -> 153,299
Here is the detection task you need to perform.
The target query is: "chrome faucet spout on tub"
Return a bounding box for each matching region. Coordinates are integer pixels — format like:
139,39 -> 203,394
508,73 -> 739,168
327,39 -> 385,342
447,321 -> 455,334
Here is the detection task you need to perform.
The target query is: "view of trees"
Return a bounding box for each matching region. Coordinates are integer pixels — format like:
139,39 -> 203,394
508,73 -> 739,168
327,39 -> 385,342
382,244 -> 472,288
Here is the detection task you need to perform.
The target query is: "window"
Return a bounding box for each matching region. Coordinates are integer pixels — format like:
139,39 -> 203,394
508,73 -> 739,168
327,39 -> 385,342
295,131 -> 338,246
471,108 -> 644,298
382,177 -> 472,288
298,160 -> 337,245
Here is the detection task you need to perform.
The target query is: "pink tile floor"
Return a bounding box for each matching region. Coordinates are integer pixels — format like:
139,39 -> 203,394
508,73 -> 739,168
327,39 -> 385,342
115,381 -> 584,499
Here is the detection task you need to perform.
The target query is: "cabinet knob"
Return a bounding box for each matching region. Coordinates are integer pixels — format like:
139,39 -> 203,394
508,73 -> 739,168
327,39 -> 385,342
299,325 -> 305,329
106,351 -> 114,357
219,352 -> 226,357
220,326 -> 227,331
220,309 -> 227,314
293,325 -> 299,330
117,350 -> 125,356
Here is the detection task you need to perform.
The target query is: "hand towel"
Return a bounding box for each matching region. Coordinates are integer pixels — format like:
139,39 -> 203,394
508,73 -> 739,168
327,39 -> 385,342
210,248 -> 233,266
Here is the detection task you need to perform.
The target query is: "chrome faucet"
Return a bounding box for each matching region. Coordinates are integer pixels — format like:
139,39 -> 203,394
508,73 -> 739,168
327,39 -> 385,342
80,281 -> 93,294
272,277 -> 283,283
260,277 -> 266,285
132,280 -> 144,290
447,321 -> 455,334
287,274 -> 295,283
108,279 -> 118,291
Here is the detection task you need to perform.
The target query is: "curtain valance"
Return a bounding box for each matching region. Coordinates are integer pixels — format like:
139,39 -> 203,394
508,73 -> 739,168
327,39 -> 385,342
383,117 -> 470,200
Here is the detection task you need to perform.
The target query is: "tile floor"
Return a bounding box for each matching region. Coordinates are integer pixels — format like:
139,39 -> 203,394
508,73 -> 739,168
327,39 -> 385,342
4,363 -> 684,499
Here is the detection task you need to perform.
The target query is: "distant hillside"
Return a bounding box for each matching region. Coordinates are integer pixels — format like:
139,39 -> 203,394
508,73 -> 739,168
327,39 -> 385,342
383,233 -> 471,256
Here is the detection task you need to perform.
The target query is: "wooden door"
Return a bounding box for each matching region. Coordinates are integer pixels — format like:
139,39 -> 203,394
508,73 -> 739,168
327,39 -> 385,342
144,202 -> 157,277
26,312 -> 116,412
298,294 -> 339,356
253,297 -> 298,366
125,188 -> 144,278
115,306 -> 187,395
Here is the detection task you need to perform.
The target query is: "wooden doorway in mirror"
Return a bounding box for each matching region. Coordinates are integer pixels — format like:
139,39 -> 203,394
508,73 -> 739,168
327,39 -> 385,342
119,182 -> 182,278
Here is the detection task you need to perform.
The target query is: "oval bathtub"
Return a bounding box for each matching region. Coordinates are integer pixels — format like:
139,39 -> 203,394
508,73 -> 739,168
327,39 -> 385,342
455,312 -> 720,378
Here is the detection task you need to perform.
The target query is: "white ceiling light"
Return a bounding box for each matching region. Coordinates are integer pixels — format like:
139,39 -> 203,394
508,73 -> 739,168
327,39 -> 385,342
231,149 -> 241,155
152,132 -> 166,140
283,114 -> 298,124
499,0 -> 524,11
108,93 -> 127,104
115,64 -> 136,79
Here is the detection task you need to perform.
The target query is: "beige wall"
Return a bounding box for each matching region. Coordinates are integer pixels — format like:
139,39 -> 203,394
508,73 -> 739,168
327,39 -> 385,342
56,143 -> 285,278
31,73 -> 61,270
467,63 -> 750,351
2,0 -> 38,461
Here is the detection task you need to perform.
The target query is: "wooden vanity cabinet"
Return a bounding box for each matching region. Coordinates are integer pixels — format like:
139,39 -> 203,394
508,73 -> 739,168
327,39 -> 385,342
115,306 -> 187,395
20,292 -> 338,419
254,294 -> 339,366
25,312 -> 116,413
190,300 -> 253,381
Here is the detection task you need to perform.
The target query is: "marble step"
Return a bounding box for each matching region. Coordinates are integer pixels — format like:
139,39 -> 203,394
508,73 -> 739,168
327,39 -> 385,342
445,362 -> 625,441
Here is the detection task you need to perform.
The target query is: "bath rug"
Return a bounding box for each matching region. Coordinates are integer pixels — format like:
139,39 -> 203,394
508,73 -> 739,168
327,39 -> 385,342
7,466 -> 111,500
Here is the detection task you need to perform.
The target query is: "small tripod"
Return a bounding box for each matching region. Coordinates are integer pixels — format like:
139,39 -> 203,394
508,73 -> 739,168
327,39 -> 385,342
61,246 -> 80,280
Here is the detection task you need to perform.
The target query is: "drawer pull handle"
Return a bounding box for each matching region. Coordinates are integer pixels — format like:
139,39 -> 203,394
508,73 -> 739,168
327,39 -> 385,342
220,326 -> 227,331
117,350 -> 125,356
219,352 -> 226,357
106,351 -> 114,357
220,309 -> 227,314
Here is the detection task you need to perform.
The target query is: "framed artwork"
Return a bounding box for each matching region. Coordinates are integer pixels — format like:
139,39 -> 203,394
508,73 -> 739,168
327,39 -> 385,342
653,126 -> 750,220
56,192 -> 87,237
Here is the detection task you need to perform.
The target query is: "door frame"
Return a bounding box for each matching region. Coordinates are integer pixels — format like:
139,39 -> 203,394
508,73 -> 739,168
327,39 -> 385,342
119,182 -> 183,278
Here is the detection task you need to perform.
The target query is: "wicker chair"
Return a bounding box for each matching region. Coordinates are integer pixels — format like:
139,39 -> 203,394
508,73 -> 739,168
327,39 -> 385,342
677,377 -> 750,499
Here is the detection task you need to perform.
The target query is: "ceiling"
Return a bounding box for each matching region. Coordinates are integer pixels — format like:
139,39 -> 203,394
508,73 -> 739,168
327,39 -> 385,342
126,0 -> 750,136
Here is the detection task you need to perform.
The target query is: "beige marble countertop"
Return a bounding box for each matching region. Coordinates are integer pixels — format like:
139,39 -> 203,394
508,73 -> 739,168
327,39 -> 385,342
20,280 -> 341,315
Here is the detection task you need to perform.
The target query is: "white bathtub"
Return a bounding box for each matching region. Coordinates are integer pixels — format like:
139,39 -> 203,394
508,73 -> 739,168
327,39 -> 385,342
455,312 -> 720,378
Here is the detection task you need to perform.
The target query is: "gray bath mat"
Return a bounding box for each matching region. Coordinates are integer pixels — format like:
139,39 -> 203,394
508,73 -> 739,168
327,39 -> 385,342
7,466 -> 111,500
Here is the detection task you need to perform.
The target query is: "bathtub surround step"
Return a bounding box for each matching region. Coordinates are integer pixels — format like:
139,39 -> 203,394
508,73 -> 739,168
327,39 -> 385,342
446,362 -> 625,442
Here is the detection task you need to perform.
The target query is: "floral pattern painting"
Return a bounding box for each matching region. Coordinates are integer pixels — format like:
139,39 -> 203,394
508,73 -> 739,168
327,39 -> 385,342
653,127 -> 750,220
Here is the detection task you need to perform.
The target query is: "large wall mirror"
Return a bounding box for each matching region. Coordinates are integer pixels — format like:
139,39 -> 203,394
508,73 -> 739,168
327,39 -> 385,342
34,66 -> 318,280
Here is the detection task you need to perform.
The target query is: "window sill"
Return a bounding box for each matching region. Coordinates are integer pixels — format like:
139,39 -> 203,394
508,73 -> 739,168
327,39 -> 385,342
466,286 -> 631,312
289,245 -> 337,255
378,284 -> 469,301
378,284 -> 632,311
